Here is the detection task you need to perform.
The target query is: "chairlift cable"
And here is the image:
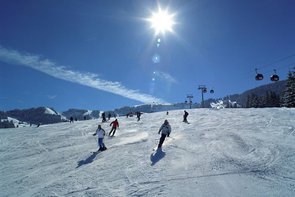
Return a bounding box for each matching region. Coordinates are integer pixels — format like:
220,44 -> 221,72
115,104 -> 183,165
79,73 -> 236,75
259,53 -> 295,69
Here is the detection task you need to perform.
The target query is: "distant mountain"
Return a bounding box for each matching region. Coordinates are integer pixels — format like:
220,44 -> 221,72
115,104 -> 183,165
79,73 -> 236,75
62,109 -> 100,120
0,107 -> 66,127
0,107 -> 101,129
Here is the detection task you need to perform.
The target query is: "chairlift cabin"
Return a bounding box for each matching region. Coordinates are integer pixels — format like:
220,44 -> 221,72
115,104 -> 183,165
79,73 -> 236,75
255,73 -> 264,80
202,88 -> 207,93
210,89 -> 214,94
270,74 -> 279,81
270,74 -> 280,81
270,69 -> 279,81
255,68 -> 264,81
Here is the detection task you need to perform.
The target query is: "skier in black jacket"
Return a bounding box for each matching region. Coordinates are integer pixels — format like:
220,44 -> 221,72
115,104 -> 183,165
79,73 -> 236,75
183,110 -> 189,123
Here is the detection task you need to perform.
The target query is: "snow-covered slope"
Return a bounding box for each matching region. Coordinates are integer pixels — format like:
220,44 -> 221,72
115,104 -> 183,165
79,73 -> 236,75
44,107 -> 58,115
0,108 -> 295,196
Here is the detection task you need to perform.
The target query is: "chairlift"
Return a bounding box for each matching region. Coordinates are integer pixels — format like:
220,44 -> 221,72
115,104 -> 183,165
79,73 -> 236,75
210,89 -> 214,94
202,88 -> 207,93
255,68 -> 264,81
270,69 -> 279,81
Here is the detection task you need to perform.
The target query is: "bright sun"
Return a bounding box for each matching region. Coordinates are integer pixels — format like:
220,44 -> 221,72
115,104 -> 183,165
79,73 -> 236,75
148,7 -> 176,35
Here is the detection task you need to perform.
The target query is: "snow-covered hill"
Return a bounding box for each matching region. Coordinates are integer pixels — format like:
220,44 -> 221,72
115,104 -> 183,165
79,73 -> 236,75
0,108 -> 295,196
0,117 -> 29,128
2,107 -> 66,126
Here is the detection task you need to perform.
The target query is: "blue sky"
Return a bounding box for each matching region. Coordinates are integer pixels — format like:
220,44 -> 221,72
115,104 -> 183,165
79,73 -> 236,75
1,0 -> 295,112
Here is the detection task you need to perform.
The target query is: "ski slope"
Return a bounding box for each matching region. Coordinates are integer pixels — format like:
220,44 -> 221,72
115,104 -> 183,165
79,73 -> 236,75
0,108 -> 295,197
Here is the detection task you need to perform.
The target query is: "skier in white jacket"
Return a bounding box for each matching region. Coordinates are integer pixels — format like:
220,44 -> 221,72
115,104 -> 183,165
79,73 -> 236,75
93,125 -> 107,151
157,120 -> 171,149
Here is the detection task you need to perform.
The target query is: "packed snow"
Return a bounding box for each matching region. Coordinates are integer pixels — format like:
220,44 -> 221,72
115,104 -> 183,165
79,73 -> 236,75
0,108 -> 295,197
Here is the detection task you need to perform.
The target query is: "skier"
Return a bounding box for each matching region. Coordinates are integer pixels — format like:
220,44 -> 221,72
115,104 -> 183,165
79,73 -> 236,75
183,110 -> 189,123
93,125 -> 107,151
101,112 -> 106,122
108,113 -> 111,120
109,119 -> 119,137
157,120 -> 171,149
136,111 -> 142,121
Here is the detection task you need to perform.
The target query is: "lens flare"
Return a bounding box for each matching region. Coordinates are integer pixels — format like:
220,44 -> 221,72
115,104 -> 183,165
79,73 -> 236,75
152,54 -> 161,63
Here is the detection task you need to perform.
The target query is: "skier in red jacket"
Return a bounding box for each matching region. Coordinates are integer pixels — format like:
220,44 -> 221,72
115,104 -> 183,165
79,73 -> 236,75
109,119 -> 119,137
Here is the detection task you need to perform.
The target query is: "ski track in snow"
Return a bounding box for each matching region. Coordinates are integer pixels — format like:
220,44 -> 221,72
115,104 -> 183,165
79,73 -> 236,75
0,108 -> 295,196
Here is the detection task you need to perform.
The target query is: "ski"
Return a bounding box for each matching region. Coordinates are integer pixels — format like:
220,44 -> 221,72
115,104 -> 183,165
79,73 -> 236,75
90,150 -> 100,154
91,148 -> 107,154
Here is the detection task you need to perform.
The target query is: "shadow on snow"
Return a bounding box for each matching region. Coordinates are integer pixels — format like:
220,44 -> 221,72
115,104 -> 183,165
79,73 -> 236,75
76,151 -> 99,168
150,149 -> 166,166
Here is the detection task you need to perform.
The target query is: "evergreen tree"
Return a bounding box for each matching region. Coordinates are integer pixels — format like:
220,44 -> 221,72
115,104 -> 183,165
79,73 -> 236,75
264,91 -> 280,107
282,70 -> 295,107
246,95 -> 251,108
264,91 -> 271,107
246,93 -> 262,108
270,91 -> 280,107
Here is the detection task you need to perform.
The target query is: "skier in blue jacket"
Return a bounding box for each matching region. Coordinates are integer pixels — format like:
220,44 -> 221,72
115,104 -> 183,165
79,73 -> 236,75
93,125 -> 107,151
